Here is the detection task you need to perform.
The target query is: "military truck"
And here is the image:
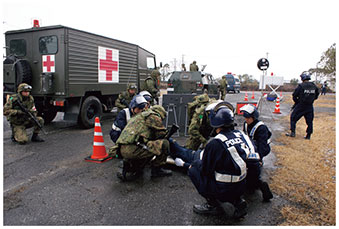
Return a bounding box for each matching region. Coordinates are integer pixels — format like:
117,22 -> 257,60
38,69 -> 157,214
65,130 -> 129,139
167,71 -> 219,94
3,25 -> 157,128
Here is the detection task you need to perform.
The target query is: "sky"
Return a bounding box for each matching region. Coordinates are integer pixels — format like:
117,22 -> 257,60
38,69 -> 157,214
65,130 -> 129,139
1,0 -> 337,82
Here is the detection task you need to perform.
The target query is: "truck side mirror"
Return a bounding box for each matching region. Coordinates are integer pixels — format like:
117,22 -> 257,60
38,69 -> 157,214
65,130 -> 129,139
159,62 -> 163,68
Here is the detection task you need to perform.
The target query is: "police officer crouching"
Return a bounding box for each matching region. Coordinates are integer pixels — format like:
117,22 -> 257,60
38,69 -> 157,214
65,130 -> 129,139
240,104 -> 273,202
4,83 -> 45,144
188,105 -> 252,218
286,72 -> 319,139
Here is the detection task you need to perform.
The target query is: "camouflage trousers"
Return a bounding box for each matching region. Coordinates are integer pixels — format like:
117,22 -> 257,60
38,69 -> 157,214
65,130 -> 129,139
11,117 -> 44,144
185,137 -> 206,151
120,139 -> 169,167
220,89 -> 226,100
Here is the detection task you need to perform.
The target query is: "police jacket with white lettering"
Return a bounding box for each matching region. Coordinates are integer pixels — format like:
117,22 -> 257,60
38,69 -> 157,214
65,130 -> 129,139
243,119 -> 272,159
293,82 -> 319,107
188,129 -> 255,201
109,108 -> 132,143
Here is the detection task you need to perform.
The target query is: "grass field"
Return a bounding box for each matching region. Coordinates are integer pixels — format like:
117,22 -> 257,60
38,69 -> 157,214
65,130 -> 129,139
271,94 -> 336,225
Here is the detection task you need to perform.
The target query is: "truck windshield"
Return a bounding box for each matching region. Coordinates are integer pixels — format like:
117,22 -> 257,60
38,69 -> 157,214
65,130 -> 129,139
9,39 -> 26,56
39,36 -> 58,54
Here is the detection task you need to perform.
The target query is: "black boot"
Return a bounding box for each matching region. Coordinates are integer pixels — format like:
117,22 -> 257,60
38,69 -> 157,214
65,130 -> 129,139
151,167 -> 172,178
260,182 -> 273,202
31,133 -> 44,142
232,197 -> 247,219
117,160 -> 143,181
285,131 -> 295,137
193,202 -> 224,215
11,135 -> 17,142
304,133 -> 311,140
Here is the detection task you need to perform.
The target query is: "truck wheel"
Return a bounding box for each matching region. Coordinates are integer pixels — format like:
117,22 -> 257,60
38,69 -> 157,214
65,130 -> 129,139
42,109 -> 58,124
15,59 -> 33,85
79,96 -> 103,128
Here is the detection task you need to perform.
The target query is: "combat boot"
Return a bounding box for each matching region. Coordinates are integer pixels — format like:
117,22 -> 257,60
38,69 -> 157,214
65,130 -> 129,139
232,197 -> 247,219
151,167 -> 172,178
260,182 -> 273,202
285,131 -> 295,137
304,133 -> 311,140
193,202 -> 224,215
11,135 -> 17,143
31,133 -> 45,142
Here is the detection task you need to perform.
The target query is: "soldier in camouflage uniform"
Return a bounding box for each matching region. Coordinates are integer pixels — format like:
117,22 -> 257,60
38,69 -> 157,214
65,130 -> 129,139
187,93 -> 210,126
141,69 -> 160,104
4,83 -> 45,144
115,83 -> 137,112
219,75 -> 228,100
185,96 -> 216,150
116,105 -> 172,180
189,61 -> 199,72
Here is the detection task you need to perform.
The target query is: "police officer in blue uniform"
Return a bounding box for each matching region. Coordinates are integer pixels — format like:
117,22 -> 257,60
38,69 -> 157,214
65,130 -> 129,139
286,72 -> 319,139
110,95 -> 148,143
188,104 -> 253,218
240,104 -> 272,160
240,104 -> 273,201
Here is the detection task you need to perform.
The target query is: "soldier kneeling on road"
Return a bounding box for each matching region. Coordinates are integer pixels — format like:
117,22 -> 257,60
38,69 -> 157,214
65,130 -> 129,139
4,83 -> 45,144
116,105 -> 172,181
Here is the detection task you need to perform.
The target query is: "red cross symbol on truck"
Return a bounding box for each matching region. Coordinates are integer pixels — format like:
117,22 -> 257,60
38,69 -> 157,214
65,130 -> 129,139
99,49 -> 118,81
42,55 -> 55,73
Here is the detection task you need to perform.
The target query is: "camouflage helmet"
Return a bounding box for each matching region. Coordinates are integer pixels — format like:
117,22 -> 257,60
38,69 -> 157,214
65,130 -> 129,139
222,75 -> 226,79
193,61 -> 197,64
197,93 -> 210,103
127,83 -> 137,90
17,83 -> 32,93
151,69 -> 161,78
151,105 -> 167,120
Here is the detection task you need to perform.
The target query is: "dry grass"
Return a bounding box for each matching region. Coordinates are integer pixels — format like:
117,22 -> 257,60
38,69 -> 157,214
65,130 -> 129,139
271,95 -> 336,226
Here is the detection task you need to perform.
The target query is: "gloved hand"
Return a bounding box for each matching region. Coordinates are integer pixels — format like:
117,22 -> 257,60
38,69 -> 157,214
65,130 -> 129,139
174,158 -> 185,167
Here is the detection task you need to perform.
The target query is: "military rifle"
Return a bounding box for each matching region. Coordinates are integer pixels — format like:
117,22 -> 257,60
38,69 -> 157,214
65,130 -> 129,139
14,99 -> 47,135
136,124 -> 179,150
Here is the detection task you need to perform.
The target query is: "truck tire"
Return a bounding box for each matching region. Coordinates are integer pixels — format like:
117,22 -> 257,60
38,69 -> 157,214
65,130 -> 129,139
41,109 -> 58,124
15,59 -> 33,85
79,96 -> 103,128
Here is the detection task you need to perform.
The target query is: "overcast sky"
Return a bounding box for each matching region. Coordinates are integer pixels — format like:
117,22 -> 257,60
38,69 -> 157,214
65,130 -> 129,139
2,0 -> 337,81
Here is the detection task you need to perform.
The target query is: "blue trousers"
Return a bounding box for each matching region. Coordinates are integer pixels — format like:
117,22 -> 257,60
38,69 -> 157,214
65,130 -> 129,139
290,105 -> 314,134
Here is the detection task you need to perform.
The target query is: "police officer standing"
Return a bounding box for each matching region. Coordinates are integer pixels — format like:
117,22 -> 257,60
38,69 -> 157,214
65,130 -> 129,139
188,105 -> 251,218
189,61 -> 199,72
141,69 -> 160,104
286,72 -> 319,139
219,75 -> 228,100
4,83 -> 45,144
115,83 -> 137,112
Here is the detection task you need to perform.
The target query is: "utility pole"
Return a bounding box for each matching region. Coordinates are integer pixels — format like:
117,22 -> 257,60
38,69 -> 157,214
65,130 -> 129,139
173,58 -> 177,71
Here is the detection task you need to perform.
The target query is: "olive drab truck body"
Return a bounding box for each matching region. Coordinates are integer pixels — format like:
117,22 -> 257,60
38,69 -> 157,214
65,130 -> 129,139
3,25 -> 156,128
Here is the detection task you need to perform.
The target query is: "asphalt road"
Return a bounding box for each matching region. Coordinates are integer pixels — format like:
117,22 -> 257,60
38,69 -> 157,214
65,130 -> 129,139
3,91 -> 293,225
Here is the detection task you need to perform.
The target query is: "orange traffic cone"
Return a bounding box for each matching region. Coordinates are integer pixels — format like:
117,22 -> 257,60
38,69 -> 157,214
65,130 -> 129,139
273,97 -> 281,114
85,117 -> 112,163
244,92 -> 248,101
251,91 -> 255,99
